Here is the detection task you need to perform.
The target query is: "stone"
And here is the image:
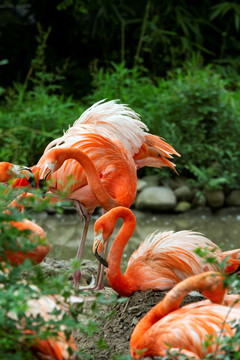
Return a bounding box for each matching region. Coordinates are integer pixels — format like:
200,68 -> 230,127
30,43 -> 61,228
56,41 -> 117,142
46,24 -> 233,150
192,191 -> 207,207
226,190 -> 240,206
137,178 -> 147,192
174,185 -> 193,201
140,175 -> 159,187
204,190 -> 225,208
135,186 -> 177,211
174,201 -> 191,213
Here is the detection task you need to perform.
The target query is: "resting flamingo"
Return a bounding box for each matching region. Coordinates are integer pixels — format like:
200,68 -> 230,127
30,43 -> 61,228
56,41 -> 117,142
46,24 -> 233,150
130,271 -> 240,359
11,100 -> 179,288
93,206 -> 240,296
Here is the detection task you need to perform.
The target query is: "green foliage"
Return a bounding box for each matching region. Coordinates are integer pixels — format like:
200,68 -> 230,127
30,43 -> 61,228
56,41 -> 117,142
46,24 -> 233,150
0,24 -> 84,166
0,184 -> 126,359
0,186 -> 75,358
86,62 -> 240,189
0,82 -> 83,166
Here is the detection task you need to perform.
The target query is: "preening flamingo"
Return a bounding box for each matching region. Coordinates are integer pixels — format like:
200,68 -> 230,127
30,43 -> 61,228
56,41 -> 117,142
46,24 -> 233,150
93,206 -> 240,296
11,100 -> 179,288
130,272 -> 240,359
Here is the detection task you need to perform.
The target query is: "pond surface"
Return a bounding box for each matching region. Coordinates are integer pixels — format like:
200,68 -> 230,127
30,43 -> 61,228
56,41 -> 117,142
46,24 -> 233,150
32,207 -> 240,269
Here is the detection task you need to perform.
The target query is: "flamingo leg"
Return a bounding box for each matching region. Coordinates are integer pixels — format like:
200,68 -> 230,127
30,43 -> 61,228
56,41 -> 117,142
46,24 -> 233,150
73,201 -> 92,289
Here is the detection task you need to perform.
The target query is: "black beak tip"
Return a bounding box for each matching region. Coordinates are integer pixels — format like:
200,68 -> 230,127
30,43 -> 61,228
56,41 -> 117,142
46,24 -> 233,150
94,248 -> 108,268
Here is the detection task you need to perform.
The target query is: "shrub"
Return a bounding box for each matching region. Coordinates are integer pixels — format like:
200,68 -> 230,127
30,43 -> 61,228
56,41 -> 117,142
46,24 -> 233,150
0,183 -> 129,359
0,83 -> 84,166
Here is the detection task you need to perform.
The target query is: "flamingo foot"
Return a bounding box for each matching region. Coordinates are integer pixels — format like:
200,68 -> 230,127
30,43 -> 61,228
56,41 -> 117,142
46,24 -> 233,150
79,281 -> 104,292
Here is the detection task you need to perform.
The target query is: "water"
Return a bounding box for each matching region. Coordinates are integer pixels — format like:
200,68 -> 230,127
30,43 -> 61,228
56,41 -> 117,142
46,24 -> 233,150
32,207 -> 240,269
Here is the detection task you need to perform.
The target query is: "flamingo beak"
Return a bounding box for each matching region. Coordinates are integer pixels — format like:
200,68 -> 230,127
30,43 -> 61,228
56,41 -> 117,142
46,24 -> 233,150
93,231 -> 108,268
41,162 -> 54,180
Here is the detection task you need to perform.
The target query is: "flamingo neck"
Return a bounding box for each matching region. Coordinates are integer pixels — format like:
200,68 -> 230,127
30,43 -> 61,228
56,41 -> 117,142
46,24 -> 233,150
130,272 -> 226,354
47,148 -> 119,211
106,207 -> 137,296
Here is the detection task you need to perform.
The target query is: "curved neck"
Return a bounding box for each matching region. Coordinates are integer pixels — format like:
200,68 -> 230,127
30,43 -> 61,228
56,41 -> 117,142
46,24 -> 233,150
49,148 -> 121,211
106,207 -> 137,296
130,271 -> 226,349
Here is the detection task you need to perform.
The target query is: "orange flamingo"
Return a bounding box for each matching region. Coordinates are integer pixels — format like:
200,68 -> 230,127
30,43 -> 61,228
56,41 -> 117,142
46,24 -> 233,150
11,100 -> 179,288
130,272 -> 240,359
93,207 -> 240,296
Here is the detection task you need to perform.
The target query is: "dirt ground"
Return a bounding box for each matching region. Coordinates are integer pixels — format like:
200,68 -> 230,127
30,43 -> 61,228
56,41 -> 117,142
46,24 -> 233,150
41,258 -> 205,360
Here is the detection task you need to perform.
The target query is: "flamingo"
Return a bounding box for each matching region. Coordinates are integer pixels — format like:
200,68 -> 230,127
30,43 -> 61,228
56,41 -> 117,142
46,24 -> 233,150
93,206 -> 240,296
130,271 -> 240,359
11,100 -> 179,288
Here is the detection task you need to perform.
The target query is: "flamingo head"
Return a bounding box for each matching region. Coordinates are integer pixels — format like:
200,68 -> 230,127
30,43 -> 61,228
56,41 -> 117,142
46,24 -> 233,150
0,162 -> 36,187
93,230 -> 109,268
40,161 -> 57,180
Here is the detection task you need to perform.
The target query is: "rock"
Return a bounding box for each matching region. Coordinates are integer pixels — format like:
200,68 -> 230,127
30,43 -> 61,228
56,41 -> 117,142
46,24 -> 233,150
226,190 -> 240,206
192,190 -> 207,207
137,178 -> 147,192
204,190 -> 225,208
140,175 -> 159,187
135,186 -> 177,211
174,201 -> 191,213
174,185 -> 193,201
166,176 -> 189,190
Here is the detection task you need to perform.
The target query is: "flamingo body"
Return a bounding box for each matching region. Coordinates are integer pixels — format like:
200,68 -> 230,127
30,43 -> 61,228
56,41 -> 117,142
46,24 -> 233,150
6,219 -> 49,265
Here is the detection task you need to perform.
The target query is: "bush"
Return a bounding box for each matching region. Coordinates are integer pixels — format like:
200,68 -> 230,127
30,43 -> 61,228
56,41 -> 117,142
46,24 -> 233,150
86,62 -> 240,190
0,184 -> 128,359
0,83 -> 84,166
